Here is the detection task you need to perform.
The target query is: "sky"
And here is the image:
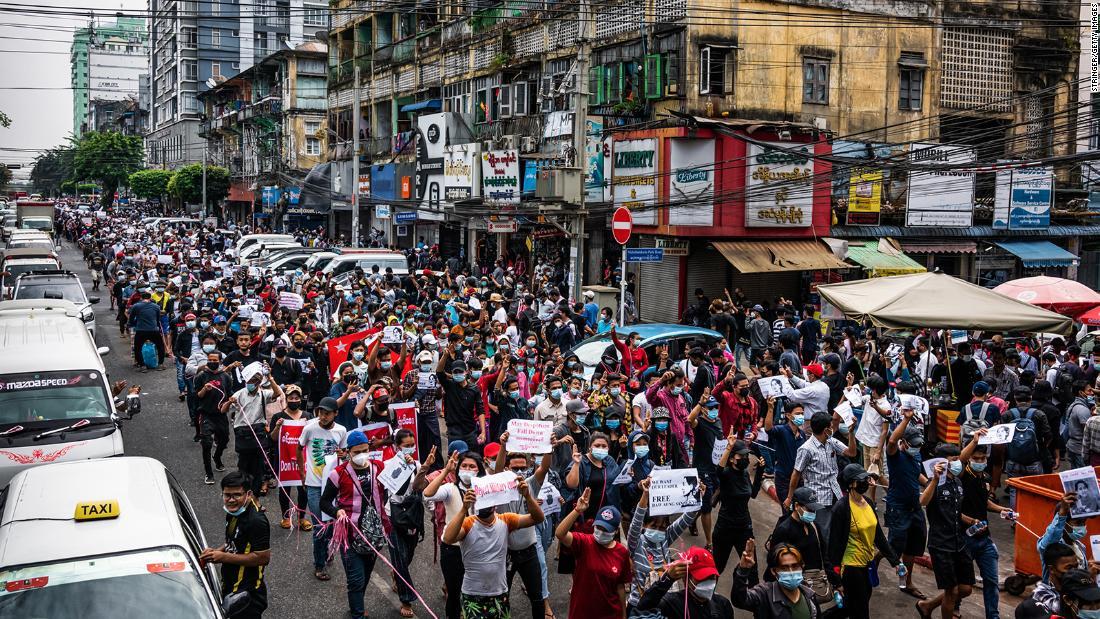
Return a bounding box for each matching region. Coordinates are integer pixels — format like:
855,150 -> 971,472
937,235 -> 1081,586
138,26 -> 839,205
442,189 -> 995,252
0,0 -> 146,179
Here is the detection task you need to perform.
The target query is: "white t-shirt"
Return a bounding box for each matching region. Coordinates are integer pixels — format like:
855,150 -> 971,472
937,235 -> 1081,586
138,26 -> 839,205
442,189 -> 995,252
632,391 -> 652,425
426,481 -> 468,542
297,419 -> 348,487
855,394 -> 890,449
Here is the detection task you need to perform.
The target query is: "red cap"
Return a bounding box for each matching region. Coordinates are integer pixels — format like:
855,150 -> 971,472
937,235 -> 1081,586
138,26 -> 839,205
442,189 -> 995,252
184,313 -> 197,320
805,363 -> 824,378
483,442 -> 501,459
683,547 -> 719,581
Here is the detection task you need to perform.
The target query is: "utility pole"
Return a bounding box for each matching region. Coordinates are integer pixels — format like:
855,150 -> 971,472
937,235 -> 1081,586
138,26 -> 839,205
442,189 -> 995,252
351,65 -> 361,247
570,0 -> 591,303
201,141 -> 207,220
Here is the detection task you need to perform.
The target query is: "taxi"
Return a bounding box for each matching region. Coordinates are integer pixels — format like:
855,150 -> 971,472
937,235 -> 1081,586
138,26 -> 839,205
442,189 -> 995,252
0,457 -> 225,617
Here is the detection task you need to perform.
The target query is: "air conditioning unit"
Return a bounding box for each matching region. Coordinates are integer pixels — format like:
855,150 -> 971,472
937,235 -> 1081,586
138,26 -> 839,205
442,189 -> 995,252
535,168 -> 583,205
520,136 -> 538,153
499,134 -> 516,150
812,117 -> 827,130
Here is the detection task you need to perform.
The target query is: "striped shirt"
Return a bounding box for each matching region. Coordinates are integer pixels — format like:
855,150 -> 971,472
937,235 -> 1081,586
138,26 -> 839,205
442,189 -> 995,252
793,436 -> 848,505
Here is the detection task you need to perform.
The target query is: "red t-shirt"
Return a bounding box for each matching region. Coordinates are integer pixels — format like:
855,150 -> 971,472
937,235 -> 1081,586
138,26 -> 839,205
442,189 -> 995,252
568,532 -> 633,619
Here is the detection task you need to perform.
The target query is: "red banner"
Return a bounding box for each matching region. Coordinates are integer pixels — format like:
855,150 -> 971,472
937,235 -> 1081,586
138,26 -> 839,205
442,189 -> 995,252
325,327 -> 414,379
277,419 -> 307,487
392,402 -> 419,460
360,421 -> 396,462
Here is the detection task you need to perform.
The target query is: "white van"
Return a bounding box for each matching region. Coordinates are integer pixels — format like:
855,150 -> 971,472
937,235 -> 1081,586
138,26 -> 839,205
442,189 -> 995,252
235,234 -> 296,255
0,457 -> 224,617
0,303 -> 123,487
321,250 -> 410,277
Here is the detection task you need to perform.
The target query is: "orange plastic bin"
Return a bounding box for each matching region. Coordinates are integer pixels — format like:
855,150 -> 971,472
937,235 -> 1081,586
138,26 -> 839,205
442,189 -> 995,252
1004,467 -> 1100,595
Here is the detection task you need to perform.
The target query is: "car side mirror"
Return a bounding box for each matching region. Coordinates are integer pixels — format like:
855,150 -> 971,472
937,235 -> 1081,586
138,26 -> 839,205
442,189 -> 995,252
88,296 -> 100,304
97,346 -> 111,356
55,246 -> 62,253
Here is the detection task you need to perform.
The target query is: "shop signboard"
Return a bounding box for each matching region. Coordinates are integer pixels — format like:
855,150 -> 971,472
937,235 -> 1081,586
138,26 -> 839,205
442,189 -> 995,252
481,149 -> 521,206
668,138 -> 715,226
444,143 -> 480,202
846,168 -> 882,225
905,142 -> 976,227
612,139 -> 658,226
415,114 -> 446,221
745,142 -> 814,227
994,165 -> 1053,230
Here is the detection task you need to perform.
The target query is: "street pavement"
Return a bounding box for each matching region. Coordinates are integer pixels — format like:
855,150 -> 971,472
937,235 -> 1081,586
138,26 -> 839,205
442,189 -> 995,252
63,240 -> 1025,618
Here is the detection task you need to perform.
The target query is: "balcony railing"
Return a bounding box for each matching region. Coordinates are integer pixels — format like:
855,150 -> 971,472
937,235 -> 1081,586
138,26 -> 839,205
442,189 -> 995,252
394,39 -> 415,64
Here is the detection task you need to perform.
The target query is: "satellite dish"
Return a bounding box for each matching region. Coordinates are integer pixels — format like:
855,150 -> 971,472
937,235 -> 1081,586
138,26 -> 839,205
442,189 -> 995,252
283,39 -> 295,50
206,78 -> 217,88
314,29 -> 328,42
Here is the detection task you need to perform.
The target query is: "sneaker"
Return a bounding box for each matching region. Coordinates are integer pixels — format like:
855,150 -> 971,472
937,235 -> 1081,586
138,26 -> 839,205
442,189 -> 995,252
204,476 -> 215,485
214,462 -> 226,472
280,518 -> 291,529
178,393 -> 186,401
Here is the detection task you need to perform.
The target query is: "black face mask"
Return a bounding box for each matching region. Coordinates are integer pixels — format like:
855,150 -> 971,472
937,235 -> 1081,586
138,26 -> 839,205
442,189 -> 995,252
206,362 -> 220,371
343,374 -> 355,383
287,400 -> 302,411
275,350 -> 286,358
737,388 -> 750,397
477,507 -> 495,520
734,459 -> 749,471
854,480 -> 871,495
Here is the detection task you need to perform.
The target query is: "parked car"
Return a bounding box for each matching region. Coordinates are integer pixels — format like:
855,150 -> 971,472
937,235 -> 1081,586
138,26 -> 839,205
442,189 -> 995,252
568,323 -> 724,380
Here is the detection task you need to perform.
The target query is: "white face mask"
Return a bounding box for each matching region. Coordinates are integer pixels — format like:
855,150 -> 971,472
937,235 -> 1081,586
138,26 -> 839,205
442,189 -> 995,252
593,528 -> 615,545
351,453 -> 370,467
692,579 -> 717,600
458,470 -> 476,485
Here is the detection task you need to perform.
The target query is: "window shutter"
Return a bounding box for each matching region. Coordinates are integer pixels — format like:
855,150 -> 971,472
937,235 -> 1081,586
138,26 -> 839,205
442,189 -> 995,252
700,47 -> 711,94
644,54 -> 662,99
589,66 -> 603,105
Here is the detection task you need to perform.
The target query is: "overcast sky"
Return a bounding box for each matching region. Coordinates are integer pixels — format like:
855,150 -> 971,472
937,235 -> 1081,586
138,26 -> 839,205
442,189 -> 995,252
0,0 -> 145,178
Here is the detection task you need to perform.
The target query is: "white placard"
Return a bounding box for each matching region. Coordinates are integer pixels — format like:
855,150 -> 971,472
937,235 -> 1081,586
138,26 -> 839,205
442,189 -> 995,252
146,268 -> 159,282
157,254 -> 174,264
250,312 -> 271,327
378,455 -> 417,495
241,361 -> 265,383
668,138 -> 715,226
834,401 -> 856,427
844,387 -> 863,407
745,142 -> 814,228
759,376 -> 794,399
1060,467 -> 1100,519
922,457 -> 948,486
899,394 -> 929,419
648,467 -> 703,517
978,424 -> 1016,445
612,138 -> 658,225
472,471 -> 521,510
248,266 -> 261,277
506,419 -> 553,454
711,439 -> 729,465
538,482 -> 562,516
612,459 -> 635,485
906,142 -> 976,227
382,325 -> 405,345
279,291 -> 304,310
1091,535 -> 1100,561
238,304 -> 256,319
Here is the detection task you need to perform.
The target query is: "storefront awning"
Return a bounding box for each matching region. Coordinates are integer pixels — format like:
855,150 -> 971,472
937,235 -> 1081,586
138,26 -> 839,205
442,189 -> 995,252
992,240 -> 1079,268
713,240 -> 849,274
899,240 -> 977,254
399,99 -> 442,112
845,239 -> 926,277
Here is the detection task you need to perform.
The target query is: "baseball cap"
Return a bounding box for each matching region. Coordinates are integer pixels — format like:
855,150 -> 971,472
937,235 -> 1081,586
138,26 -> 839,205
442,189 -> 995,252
841,463 -> 871,486
184,312 -> 197,320
651,406 -> 671,420
448,439 -> 469,454
805,363 -> 824,378
483,442 -> 501,460
902,427 -> 925,447
450,361 -> 468,373
972,380 -> 990,396
284,384 -> 303,396
791,487 -> 824,511
752,304 -> 764,313
704,396 -> 720,408
346,430 -> 369,448
1062,568 -> 1100,602
213,315 -> 227,324
317,396 -> 340,412
417,350 -> 433,363
731,440 -> 751,455
565,399 -> 589,415
594,505 -> 622,531
683,546 -> 720,581
583,290 -> 595,299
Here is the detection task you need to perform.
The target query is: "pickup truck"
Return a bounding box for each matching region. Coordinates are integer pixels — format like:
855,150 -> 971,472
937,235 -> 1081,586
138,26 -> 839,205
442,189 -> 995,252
15,201 -> 55,235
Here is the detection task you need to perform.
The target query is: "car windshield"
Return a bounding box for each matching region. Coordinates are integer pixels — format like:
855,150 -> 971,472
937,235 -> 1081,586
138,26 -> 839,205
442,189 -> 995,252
4,262 -> 59,282
572,333 -> 615,366
20,219 -> 52,231
7,241 -> 53,251
0,547 -> 216,618
15,280 -> 85,302
0,370 -> 111,426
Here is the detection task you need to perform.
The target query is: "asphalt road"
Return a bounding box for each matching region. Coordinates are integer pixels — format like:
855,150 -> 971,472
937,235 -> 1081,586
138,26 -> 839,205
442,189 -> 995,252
64,240 -> 1024,619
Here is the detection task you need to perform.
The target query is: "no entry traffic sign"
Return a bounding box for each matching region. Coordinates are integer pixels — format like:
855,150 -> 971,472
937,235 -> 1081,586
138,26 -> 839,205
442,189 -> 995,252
611,207 -> 632,245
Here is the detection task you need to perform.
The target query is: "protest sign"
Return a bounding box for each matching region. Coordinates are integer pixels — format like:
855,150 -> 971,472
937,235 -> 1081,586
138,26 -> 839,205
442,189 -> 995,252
612,459 -> 635,485
506,419 -> 553,454
250,312 -> 271,327
360,421 -> 392,445
899,394 -> 930,419
277,420 -> 307,487
391,402 -> 419,460
711,439 -> 728,465
538,482 -> 562,516
472,471 -> 521,510
649,467 -> 703,517
759,376 -> 793,399
382,325 -> 405,345
1060,467 -> 1100,518
923,457 -> 948,486
238,304 -> 256,319
978,424 -> 1016,445
156,254 -> 174,264
279,291 -> 304,310
146,268 -> 159,282
843,387 -> 863,407
1091,535 -> 1100,561
379,454 -> 417,495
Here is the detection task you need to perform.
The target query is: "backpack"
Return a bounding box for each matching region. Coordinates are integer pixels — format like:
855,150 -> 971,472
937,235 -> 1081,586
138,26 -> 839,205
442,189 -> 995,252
960,401 -> 992,445
1054,368 -> 1075,404
1007,408 -> 1040,465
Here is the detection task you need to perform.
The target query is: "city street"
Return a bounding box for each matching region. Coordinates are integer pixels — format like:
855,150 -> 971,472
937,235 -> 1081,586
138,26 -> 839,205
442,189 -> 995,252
60,241 -> 1023,619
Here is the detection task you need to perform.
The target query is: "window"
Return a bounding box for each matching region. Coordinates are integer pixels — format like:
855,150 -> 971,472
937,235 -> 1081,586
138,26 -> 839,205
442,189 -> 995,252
232,30 -> 240,38
305,137 -> 321,155
802,57 -> 829,104
304,5 -> 327,26
513,81 -> 529,116
699,46 -> 732,95
899,67 -> 923,111
211,29 -> 221,48
211,62 -> 222,77
497,82 -> 512,117
255,33 -> 268,54
305,120 -> 321,135
210,0 -> 220,15
183,60 -> 197,81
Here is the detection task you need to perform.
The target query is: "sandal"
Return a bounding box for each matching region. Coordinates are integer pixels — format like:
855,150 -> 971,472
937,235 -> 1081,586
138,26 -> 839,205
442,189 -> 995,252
399,606 -> 414,618
314,570 -> 331,581
915,601 -> 932,619
899,586 -> 927,600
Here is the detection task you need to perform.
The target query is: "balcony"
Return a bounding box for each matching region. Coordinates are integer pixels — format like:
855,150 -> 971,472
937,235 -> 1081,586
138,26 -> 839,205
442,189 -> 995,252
394,39 -> 415,64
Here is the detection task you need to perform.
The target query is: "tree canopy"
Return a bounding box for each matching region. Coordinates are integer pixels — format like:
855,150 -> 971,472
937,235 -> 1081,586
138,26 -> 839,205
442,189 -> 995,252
72,131 -> 143,208
168,163 -> 229,205
128,169 -> 173,200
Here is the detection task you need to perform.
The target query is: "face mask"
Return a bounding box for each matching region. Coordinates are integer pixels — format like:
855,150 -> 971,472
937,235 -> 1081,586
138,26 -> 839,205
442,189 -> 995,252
962,355 -> 973,362
453,372 -> 466,382
792,414 -> 805,427
400,446 -> 416,457
642,528 -> 666,544
550,388 -> 562,400
606,419 -> 621,430
202,344 -> 217,354
601,314 -> 610,321
706,407 -> 720,421
1071,525 -> 1089,540
458,470 -> 476,485
591,447 -> 609,461
351,453 -> 371,467
777,570 -> 804,591
509,390 -> 521,400
380,361 -> 393,370
1089,396 -> 1097,407
838,423 -> 849,434
603,358 -> 616,367
609,387 -> 621,397
223,504 -> 247,517
275,349 -> 287,358
185,320 -> 196,329
570,388 -> 581,396
655,420 -> 669,432
471,370 -> 483,380
854,480 -> 871,494
207,361 -> 221,371
246,383 -> 259,393
906,447 -> 921,458
970,461 -> 988,473
351,351 -> 365,361
634,445 -> 650,458
526,340 -> 537,348
200,321 -> 210,329
1078,609 -> 1100,619
574,414 -> 587,426
670,386 -> 682,396
420,363 -> 433,373
799,509 -> 817,524
733,458 -> 749,471
593,528 -> 615,545
287,400 -> 302,411
949,460 -> 964,476
692,579 -> 717,600
737,387 -> 750,397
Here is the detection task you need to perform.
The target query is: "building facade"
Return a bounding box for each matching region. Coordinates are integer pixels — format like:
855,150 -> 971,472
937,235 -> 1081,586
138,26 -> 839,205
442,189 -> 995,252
71,17 -> 148,138
145,0 -> 329,169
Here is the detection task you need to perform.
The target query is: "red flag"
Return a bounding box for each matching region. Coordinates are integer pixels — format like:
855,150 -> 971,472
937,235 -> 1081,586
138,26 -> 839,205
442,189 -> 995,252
325,327 -> 415,379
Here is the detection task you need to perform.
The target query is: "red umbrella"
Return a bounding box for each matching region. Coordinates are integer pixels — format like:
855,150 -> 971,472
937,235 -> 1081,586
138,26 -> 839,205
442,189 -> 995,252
1077,305 -> 1100,327
993,276 -> 1100,317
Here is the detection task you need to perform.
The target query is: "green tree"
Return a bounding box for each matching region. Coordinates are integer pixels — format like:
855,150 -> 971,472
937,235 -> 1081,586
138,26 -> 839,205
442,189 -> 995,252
0,165 -> 10,191
77,182 -> 99,194
30,145 -> 76,197
72,131 -> 143,208
60,180 -> 76,196
168,163 -> 229,206
128,169 -> 173,201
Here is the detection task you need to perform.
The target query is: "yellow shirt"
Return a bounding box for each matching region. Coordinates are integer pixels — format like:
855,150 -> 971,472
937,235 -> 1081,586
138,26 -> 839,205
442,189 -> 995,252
842,497 -> 877,568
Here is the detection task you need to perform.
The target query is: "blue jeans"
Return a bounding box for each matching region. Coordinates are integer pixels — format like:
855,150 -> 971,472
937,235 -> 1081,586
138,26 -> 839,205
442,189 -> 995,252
306,485 -> 331,571
341,547 -> 378,617
734,343 -> 751,369
1069,450 -> 1086,470
175,359 -> 187,393
1004,461 -> 1043,509
965,535 -> 1000,619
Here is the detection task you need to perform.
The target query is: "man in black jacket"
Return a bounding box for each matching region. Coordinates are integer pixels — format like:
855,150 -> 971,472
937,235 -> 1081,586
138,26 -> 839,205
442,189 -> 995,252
173,312 -> 203,401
